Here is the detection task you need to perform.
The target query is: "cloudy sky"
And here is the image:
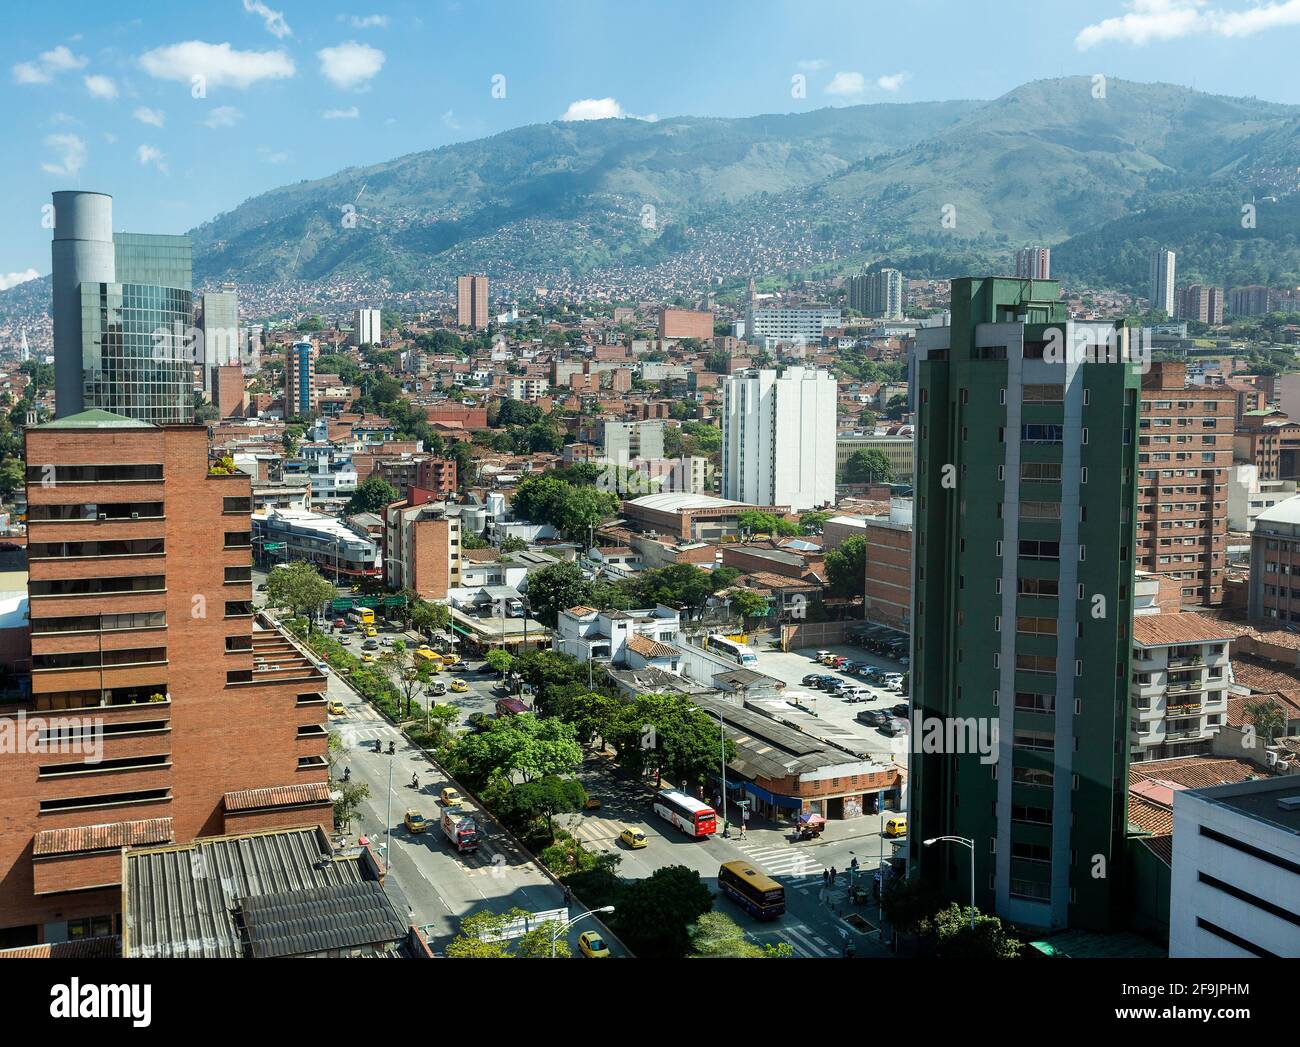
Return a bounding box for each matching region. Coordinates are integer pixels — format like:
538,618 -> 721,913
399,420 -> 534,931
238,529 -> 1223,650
3,0 -> 1300,279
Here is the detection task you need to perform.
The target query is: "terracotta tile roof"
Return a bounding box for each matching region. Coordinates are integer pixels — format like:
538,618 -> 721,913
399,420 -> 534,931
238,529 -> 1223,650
626,633 -> 678,660
563,605 -> 598,618
0,937 -> 121,959
1230,656 -> 1300,695
460,548 -> 501,562
223,782 -> 331,812
1242,628 -> 1300,651
1226,691 -> 1300,728
1127,793 -> 1174,837
1131,612 -> 1243,647
1136,834 -> 1173,866
1128,755 -> 1263,790
33,818 -> 173,858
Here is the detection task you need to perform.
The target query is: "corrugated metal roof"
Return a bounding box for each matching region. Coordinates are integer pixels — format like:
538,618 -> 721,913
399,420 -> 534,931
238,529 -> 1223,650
223,782 -> 331,812
33,818 -> 173,857
241,882 -> 409,958
124,827 -> 364,959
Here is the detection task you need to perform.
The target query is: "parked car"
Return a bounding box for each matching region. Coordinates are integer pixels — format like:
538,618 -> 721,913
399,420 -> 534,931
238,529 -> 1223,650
814,650 -> 832,662
879,717 -> 909,737
815,675 -> 837,689
578,931 -> 610,958
802,674 -> 823,686
891,703 -> 909,718
857,709 -> 887,727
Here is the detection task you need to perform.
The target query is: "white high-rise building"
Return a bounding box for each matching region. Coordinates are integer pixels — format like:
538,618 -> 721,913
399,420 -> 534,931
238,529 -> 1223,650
1149,249 -> 1177,316
720,366 -> 837,512
354,308 -> 382,347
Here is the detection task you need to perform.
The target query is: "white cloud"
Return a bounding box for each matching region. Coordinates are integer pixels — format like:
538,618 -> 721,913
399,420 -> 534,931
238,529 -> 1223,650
317,41 -> 385,89
134,106 -> 165,127
139,41 -> 295,89
877,71 -> 908,92
797,58 -> 828,71
323,106 -> 360,119
103,132 -> 117,144
0,270 -> 40,291
204,105 -> 243,128
824,71 -> 866,96
137,144 -> 168,174
40,133 -> 87,177
13,45 -> 87,85
441,109 -> 461,130
84,74 -> 118,99
349,14 -> 390,28
1075,0 -> 1300,49
243,0 -> 292,38
257,146 -> 290,164
561,97 -> 624,120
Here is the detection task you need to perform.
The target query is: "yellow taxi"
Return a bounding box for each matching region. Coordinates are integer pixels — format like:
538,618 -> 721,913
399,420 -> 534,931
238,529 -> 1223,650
578,930 -> 610,958
884,815 -> 908,838
365,625 -> 377,638
440,787 -> 463,807
361,653 -> 375,664
403,809 -> 429,833
619,827 -> 648,850
448,678 -> 468,693
326,699 -> 346,716
439,652 -> 461,667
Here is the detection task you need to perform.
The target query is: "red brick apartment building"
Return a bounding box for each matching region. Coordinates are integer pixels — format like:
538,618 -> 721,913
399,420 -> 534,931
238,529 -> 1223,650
1137,362 -> 1232,607
0,410 -> 329,947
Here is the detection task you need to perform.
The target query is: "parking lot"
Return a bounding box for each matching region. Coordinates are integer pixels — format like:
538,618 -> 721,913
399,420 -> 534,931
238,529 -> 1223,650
748,641 -> 910,766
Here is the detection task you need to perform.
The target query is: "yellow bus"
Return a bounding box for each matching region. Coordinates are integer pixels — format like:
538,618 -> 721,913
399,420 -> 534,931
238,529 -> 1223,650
358,608 -> 376,626
718,860 -> 785,920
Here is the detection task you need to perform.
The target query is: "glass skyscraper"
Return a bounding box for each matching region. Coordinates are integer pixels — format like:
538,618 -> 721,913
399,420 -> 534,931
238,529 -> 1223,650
51,192 -> 196,423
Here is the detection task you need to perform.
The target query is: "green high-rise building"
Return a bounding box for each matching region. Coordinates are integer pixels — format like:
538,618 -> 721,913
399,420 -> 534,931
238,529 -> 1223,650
909,277 -> 1140,931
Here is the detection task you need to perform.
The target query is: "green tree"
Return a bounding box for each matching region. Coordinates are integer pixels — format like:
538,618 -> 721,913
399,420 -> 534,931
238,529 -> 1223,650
611,865 -> 713,958
265,562 -> 337,631
409,599 -> 450,636
634,564 -> 715,619
448,713 -> 582,787
825,535 -> 867,600
0,457 -> 25,499
445,907 -> 570,958
918,903 -> 1023,960
379,640 -> 433,718
688,911 -> 793,958
799,511 -> 832,535
842,448 -> 895,485
346,475 -> 399,515
500,774 -> 587,840
485,648 -> 514,677
728,588 -> 770,625
737,510 -> 799,537
332,779 -> 370,832
608,692 -> 733,786
526,561 -> 593,627
1244,697 -> 1287,744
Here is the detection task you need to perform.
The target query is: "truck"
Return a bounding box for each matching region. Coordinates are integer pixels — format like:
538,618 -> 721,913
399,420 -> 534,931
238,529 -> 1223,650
441,809 -> 481,854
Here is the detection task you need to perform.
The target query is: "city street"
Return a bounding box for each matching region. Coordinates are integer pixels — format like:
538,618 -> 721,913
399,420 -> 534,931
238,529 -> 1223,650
568,753 -> 898,958
326,668 -> 625,956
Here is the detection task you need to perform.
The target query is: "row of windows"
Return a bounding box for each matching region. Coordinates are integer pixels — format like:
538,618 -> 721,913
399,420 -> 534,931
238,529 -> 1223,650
25,464 -> 163,484
30,575 -> 165,597
31,611 -> 166,635
27,502 -> 163,521
28,538 -> 163,559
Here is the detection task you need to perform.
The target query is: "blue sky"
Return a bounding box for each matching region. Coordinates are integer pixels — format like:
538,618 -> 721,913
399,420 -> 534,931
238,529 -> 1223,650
4,0 -> 1300,280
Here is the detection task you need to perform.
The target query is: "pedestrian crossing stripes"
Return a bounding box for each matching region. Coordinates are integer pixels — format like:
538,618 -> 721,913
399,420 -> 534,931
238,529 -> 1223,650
568,818 -> 625,849
732,842 -> 825,881
757,922 -> 837,959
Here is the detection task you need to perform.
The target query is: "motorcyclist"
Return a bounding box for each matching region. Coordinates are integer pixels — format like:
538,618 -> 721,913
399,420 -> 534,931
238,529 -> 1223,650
411,772 -> 420,789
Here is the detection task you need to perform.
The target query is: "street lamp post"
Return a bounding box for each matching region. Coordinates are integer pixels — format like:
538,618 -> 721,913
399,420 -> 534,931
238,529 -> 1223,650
383,749 -> 395,873
923,835 -> 976,930
551,905 -> 615,959
718,709 -> 729,838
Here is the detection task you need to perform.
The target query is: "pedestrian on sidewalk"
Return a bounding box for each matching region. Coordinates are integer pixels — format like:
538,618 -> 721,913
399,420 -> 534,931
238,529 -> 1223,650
823,869 -> 830,888
830,865 -> 838,886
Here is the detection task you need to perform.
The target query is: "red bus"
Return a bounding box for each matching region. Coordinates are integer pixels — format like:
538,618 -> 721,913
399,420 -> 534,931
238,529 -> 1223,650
653,789 -> 717,838
495,697 -> 528,717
